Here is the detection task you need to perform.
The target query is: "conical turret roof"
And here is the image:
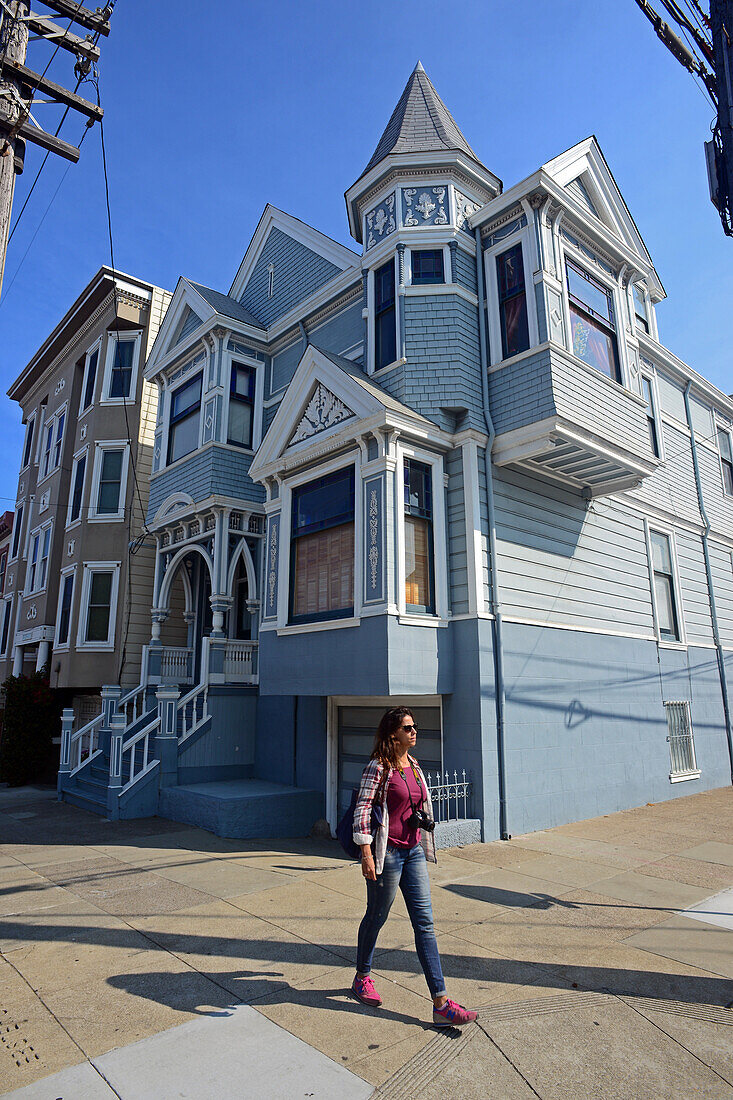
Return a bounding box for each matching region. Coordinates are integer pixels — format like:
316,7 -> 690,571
363,62 -> 482,175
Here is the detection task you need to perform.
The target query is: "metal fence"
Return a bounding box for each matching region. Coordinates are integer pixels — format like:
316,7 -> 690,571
664,701 -> 698,778
425,770 -> 472,822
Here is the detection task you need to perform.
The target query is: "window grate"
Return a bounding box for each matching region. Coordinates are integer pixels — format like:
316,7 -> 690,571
664,701 -> 698,779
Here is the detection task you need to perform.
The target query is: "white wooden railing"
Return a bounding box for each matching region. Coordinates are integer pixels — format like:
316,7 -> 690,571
160,646 -> 193,684
119,715 -> 159,793
69,712 -> 103,775
222,640 -> 258,683
177,681 -> 209,743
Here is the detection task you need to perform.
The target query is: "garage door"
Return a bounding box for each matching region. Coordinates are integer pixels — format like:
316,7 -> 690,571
337,704 -> 442,819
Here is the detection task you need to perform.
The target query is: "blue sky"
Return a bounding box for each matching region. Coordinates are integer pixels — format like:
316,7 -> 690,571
0,0 -> 730,505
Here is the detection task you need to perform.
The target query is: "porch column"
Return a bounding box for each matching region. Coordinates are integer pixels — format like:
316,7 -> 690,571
209,595 -> 232,639
246,598 -> 260,642
58,708 -> 74,794
11,646 -> 23,676
99,684 -> 123,757
183,610 -> 196,649
155,684 -> 180,788
150,607 -> 169,646
35,640 -> 50,673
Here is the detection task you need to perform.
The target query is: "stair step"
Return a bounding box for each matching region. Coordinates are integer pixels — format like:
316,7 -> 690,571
62,787 -> 107,816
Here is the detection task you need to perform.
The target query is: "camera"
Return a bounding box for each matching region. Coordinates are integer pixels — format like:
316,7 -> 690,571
408,807 -> 435,832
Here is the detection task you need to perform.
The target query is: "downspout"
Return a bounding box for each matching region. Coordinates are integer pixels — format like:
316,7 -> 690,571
475,226 -> 509,838
683,382 -> 733,782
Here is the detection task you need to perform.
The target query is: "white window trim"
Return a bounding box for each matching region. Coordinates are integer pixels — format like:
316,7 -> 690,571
100,331 -> 142,405
165,368 -> 205,468
714,419 -> 733,498
406,244 -> 451,288
89,441 -> 130,522
645,521 -> 686,646
277,451 -> 363,630
396,442 -> 448,621
1,596 -> 13,657
482,226 -> 539,368
640,369 -> 665,462
24,518 -> 53,597
76,561 -> 120,650
21,414 -> 36,472
54,565 -> 77,651
66,444 -> 90,529
37,403 -> 68,486
632,282 -> 651,337
559,240 -> 628,388
79,336 -> 103,417
223,351 -> 265,452
368,255 -> 401,376
9,502 -> 24,564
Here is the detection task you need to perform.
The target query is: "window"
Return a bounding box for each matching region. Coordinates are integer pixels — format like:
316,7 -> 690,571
496,244 -> 529,359
27,524 -> 51,594
168,374 -> 202,464
79,565 -> 118,647
107,336 -> 136,399
374,260 -> 396,371
650,531 -> 680,641
11,504 -> 23,559
68,452 -> 87,525
664,701 -> 699,780
1,598 -> 12,655
56,571 -> 75,647
641,376 -> 660,457
22,417 -> 35,468
53,411 -> 65,468
566,259 -> 619,382
404,459 -> 435,613
0,547 -> 6,595
97,449 -> 124,515
42,422 -> 53,478
80,346 -> 99,412
718,428 -> 733,496
228,363 -> 255,448
412,249 -> 444,285
633,284 -> 649,334
290,466 -> 354,623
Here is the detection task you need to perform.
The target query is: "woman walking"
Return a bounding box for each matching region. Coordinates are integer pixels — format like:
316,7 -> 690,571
351,706 -> 477,1027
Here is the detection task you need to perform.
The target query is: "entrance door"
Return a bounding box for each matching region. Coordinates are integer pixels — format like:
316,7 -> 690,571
336,704 -> 442,820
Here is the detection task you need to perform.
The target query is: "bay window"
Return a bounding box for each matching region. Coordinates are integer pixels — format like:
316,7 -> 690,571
22,416 -> 35,468
78,564 -> 118,647
374,260 -> 396,371
641,376 -> 660,458
412,249 -> 444,285
26,524 -> 51,594
290,466 -> 355,623
566,259 -> 620,382
95,448 -> 125,516
496,244 -> 529,359
104,334 -> 139,400
168,374 -> 202,464
68,452 -> 87,525
80,345 -> 99,412
56,571 -> 75,647
633,284 -> 649,334
404,459 -> 434,614
228,362 -> 255,448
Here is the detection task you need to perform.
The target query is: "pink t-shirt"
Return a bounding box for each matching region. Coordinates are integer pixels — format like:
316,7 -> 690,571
386,765 -> 424,848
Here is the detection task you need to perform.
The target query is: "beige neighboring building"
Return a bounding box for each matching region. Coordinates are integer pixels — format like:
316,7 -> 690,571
0,267 -> 171,718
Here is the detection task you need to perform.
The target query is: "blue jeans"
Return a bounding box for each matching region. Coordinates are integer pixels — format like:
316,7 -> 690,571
356,843 -> 446,999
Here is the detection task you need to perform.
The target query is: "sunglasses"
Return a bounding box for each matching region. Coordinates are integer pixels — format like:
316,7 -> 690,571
400,724 -> 417,732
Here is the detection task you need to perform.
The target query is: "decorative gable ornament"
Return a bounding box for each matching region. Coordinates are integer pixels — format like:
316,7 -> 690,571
289,383 -> 355,446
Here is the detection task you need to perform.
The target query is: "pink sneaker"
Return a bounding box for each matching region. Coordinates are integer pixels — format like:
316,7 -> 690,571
433,998 -> 477,1027
352,974 -> 382,1007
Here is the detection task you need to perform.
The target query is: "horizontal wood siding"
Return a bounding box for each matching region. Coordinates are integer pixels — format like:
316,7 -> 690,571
627,421 -> 700,524
709,541 -> 733,647
674,532 -> 713,644
493,466 -> 654,634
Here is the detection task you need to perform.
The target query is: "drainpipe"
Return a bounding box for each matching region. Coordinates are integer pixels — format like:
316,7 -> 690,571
475,226 -> 509,838
683,383 -> 733,783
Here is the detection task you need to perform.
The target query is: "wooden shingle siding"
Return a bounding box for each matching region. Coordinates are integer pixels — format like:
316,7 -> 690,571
453,245 -> 477,294
445,447 -> 468,614
493,466 -> 654,634
147,445 -> 265,517
402,294 -> 483,432
239,228 -> 342,327
271,339 -> 303,394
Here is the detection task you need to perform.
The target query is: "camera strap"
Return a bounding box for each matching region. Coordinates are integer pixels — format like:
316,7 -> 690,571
397,762 -> 423,810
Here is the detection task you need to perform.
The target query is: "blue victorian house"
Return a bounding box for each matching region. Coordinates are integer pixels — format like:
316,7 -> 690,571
58,64 -> 733,841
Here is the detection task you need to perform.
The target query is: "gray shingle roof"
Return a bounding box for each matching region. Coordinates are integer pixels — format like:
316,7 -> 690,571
190,282 -> 265,329
364,61 -> 481,175
312,345 -> 438,427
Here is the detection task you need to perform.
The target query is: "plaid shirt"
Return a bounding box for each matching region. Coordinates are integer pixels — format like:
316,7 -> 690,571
353,756 -> 437,876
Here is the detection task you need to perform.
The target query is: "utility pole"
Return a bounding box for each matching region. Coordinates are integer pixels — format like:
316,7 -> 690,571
0,0 -> 110,295
0,2 -> 29,294
633,0 -> 733,237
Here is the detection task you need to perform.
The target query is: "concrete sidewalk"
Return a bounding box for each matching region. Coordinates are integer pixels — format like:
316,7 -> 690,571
0,786 -> 732,1098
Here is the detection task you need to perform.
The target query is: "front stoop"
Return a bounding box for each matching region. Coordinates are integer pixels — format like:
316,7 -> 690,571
158,778 -> 325,838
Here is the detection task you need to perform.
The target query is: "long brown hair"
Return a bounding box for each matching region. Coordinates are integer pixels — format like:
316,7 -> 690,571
371,706 -> 415,797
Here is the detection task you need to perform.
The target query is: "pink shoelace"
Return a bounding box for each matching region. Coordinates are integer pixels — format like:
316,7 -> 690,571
358,976 -> 376,994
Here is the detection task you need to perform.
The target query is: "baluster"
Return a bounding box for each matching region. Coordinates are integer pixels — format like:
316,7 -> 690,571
143,734 -> 149,771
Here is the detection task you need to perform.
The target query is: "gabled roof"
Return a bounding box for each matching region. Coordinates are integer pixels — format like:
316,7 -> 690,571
313,346 -> 436,425
189,282 -> 264,328
363,61 -> 482,176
